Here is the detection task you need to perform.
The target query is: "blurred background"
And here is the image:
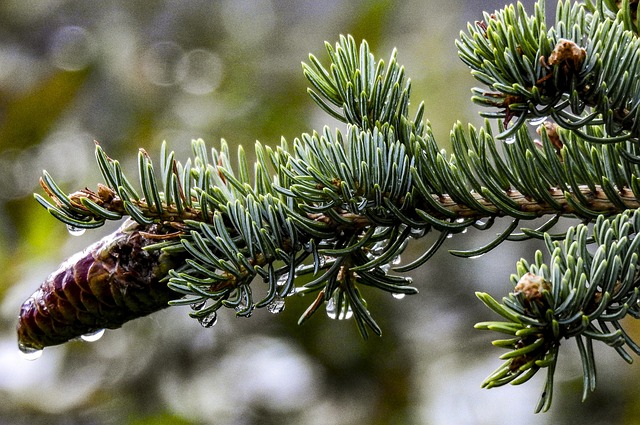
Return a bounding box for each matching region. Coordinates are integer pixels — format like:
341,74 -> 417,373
1,0 -> 639,424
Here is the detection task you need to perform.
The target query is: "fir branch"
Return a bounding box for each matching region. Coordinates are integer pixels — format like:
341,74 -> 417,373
24,33 -> 640,350
476,210 -> 640,412
457,0 -> 640,141
18,11 -> 640,413
586,0 -> 640,35
302,35 -> 423,134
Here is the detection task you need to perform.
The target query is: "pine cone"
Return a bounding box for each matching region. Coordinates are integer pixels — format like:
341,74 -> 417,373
17,220 -> 181,352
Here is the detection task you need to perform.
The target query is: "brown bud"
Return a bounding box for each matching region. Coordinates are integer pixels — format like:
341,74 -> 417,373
536,121 -> 563,154
514,272 -> 551,302
547,39 -> 586,74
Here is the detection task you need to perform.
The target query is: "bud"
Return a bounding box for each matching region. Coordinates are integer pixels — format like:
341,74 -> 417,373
513,272 -> 550,303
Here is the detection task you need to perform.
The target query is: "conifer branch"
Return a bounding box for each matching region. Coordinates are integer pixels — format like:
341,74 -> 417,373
457,0 -> 640,141
17,1 -> 640,413
476,210 -> 640,412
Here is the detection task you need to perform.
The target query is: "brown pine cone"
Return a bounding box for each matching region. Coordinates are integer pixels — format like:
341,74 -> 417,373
17,219 -> 181,352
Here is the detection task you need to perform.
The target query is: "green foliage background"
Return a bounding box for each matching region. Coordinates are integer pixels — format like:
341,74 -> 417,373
1,0 -> 639,424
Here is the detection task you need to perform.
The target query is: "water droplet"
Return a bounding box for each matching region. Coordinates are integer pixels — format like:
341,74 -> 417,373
446,233 -> 453,239
325,298 -> 337,319
371,242 -> 386,255
392,255 -> 402,265
190,300 -> 206,311
380,263 -> 391,272
340,307 -> 353,320
19,343 -> 43,361
198,312 -> 217,328
475,219 -> 486,227
234,303 -> 250,315
288,287 -> 303,297
327,297 -> 354,320
528,116 -> 548,126
504,135 -> 516,144
277,274 -> 288,287
392,293 -> 406,300
267,297 -> 285,314
66,225 -> 86,236
81,329 -> 105,342
461,228 -> 468,234
410,228 -> 425,238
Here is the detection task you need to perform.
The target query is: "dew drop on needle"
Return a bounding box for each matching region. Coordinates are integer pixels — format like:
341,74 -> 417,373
325,298 -> 337,319
66,225 -> 86,236
198,312 -> 217,328
267,297 -> 285,314
190,300 -> 206,311
528,116 -> 548,126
